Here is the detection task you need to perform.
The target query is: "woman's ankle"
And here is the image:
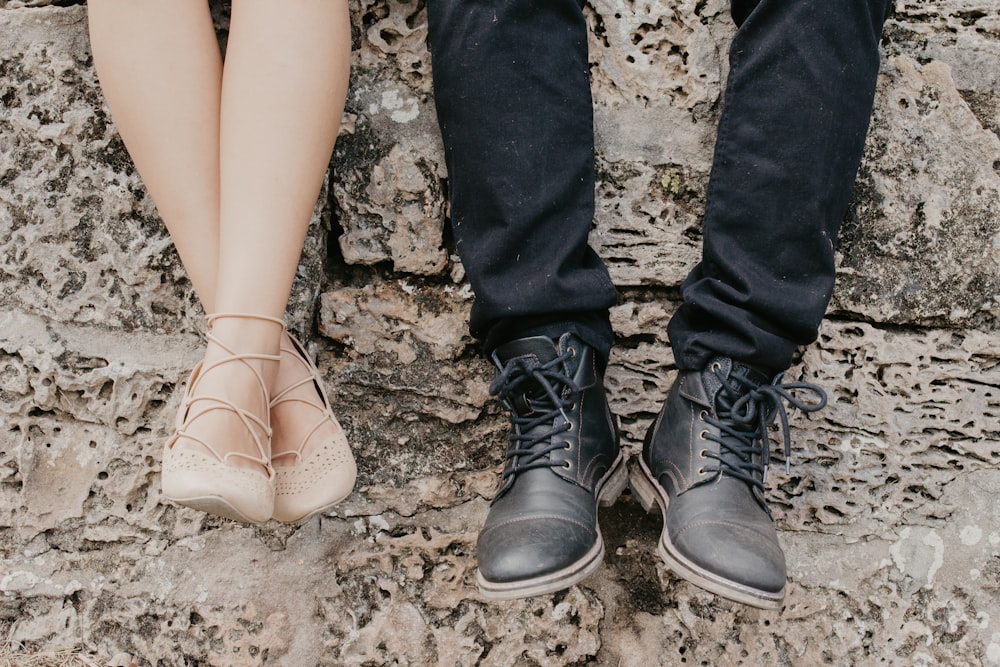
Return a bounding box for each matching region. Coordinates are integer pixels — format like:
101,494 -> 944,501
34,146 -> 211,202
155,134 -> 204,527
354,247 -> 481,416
205,313 -> 285,387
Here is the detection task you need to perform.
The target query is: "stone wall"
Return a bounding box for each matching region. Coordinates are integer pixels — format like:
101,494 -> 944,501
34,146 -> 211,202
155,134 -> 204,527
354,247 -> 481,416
2,1 -> 999,665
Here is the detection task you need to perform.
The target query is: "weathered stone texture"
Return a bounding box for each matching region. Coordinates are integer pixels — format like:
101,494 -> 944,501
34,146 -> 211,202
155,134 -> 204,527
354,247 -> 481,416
332,0 -> 447,276
587,0 -> 730,289
2,1 -> 999,665
835,55 -> 1000,326
0,8 -> 189,332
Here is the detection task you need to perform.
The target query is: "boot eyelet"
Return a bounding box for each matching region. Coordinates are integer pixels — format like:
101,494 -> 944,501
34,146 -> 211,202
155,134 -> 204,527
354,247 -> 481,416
566,422 -> 574,432
698,449 -> 708,459
697,467 -> 706,475
564,461 -> 573,470
564,442 -> 573,451
698,430 -> 708,441
569,347 -> 577,358
711,362 -> 721,372
699,410 -> 708,420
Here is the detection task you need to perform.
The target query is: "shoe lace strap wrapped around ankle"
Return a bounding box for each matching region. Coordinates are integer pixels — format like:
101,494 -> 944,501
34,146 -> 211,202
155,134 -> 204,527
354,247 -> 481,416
269,332 -> 334,464
174,313 -> 284,468
489,349 -> 579,481
701,369 -> 827,494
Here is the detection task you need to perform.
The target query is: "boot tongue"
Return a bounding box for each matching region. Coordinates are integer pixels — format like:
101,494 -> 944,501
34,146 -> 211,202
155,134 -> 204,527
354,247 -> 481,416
699,356 -> 771,408
492,337 -> 563,415
729,361 -> 770,387
492,336 -> 559,368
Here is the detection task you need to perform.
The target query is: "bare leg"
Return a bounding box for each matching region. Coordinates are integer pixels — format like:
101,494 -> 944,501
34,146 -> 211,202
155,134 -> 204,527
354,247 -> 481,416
87,1 -> 276,475
213,0 -> 351,461
88,0 -> 352,475
215,0 -> 349,320
87,0 -> 222,310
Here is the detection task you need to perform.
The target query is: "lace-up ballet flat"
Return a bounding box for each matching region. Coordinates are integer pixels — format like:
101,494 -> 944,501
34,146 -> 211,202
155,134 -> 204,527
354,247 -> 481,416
269,331 -> 356,523
160,313 -> 284,524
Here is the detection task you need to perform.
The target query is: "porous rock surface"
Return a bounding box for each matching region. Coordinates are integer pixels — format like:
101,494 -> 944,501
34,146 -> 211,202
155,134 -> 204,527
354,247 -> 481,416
2,1 -> 999,665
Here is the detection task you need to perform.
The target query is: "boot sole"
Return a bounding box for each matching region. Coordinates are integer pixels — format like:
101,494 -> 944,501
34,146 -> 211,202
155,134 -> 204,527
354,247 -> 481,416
629,456 -> 785,610
476,451 -> 629,600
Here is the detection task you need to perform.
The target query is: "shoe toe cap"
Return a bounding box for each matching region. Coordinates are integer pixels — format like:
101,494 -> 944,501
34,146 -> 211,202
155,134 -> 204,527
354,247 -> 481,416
272,440 -> 357,522
160,448 -> 275,523
477,516 -> 596,584
672,520 -> 786,594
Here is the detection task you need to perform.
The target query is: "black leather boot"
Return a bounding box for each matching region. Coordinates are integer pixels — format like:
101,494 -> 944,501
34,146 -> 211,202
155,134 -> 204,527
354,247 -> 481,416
476,334 -> 627,599
630,357 -> 826,609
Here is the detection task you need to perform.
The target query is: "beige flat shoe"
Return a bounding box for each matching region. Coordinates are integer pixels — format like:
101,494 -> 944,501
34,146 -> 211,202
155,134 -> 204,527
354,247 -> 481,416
160,313 -> 284,524
269,331 -> 356,523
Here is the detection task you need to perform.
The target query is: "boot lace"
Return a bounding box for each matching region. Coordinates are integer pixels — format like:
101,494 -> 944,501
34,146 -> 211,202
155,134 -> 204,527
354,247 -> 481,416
699,368 -> 827,499
489,350 -> 579,483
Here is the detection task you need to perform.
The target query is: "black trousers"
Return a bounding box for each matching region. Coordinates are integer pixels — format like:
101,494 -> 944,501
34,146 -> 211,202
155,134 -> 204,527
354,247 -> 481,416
427,0 -> 891,372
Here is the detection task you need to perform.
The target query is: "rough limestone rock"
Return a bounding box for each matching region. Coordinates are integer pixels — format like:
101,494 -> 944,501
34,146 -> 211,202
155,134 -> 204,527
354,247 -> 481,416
2,1 -> 999,666
835,55 -> 1000,325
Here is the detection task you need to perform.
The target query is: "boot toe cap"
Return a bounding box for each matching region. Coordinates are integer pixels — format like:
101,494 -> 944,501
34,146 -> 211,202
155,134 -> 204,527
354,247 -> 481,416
477,516 -> 596,584
672,520 -> 786,594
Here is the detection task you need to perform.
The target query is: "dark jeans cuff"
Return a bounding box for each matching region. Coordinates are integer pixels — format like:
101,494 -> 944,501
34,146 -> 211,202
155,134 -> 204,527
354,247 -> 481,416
484,311 -> 615,366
